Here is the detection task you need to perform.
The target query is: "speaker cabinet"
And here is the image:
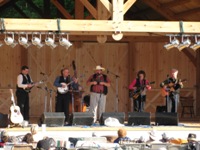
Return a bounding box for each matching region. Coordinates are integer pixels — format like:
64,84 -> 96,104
0,113 -> 9,128
41,112 -> 65,127
100,112 -> 125,125
69,112 -> 94,126
127,112 -> 150,126
155,112 -> 178,126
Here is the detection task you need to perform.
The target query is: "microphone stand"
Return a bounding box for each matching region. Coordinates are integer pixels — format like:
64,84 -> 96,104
107,69 -> 120,112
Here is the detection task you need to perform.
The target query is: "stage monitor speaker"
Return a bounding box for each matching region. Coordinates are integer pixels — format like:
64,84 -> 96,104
100,112 -> 125,125
0,113 -> 8,128
41,112 -> 65,127
70,112 -> 94,126
127,112 -> 150,126
155,112 -> 178,126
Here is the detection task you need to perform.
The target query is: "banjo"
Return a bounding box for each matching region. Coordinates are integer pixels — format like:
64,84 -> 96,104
57,81 -> 74,94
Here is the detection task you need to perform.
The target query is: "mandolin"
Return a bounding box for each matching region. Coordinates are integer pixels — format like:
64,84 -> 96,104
24,80 -> 44,92
9,89 -> 24,124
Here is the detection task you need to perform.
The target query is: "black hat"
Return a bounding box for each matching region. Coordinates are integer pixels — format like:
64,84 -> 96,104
187,133 -> 197,141
37,137 -> 56,150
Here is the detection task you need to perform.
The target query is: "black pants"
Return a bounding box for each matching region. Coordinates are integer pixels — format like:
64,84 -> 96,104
16,90 -> 29,121
55,93 -> 71,122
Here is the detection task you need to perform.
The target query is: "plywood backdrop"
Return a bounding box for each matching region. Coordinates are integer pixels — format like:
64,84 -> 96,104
0,41 -> 196,119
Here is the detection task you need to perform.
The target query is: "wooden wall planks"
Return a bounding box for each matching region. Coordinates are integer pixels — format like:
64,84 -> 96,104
0,41 -> 196,118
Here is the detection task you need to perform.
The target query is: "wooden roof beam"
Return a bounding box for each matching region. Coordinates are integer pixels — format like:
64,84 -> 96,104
161,0 -> 191,8
51,0 -> 73,19
176,7 -> 200,18
2,19 -> 200,35
142,0 -> 179,21
123,0 -> 136,14
79,0 -> 97,19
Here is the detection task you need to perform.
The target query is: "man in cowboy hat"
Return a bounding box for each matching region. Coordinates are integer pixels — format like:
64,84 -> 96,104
87,65 -> 111,123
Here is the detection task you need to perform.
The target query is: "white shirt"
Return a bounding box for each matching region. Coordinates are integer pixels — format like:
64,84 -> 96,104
17,74 -> 32,89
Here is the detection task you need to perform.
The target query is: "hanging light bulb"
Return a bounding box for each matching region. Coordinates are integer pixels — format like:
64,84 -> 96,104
59,34 -> 72,49
164,36 -> 179,50
32,33 -> 43,49
177,36 -> 191,51
45,33 -> 57,49
18,33 -> 30,49
190,35 -> 200,51
4,33 -> 17,48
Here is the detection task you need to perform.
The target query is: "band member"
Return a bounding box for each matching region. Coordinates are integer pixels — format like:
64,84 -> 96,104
160,69 -> 183,113
87,65 -> 111,123
54,68 -> 78,124
129,70 -> 151,112
16,65 -> 33,121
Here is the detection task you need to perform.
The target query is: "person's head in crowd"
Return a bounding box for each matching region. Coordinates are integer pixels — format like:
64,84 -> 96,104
31,124 -> 39,135
36,137 -> 56,150
187,133 -> 197,150
1,130 -> 17,143
161,133 -> 169,143
1,130 -> 9,143
117,128 -> 127,138
148,130 -> 158,141
22,133 -> 34,144
136,136 -> 145,143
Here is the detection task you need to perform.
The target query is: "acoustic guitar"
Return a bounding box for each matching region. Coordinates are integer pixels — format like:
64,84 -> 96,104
9,89 -> 24,124
129,81 -> 155,100
160,79 -> 187,97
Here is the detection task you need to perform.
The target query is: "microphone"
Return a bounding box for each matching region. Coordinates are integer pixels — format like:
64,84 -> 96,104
40,72 -> 45,75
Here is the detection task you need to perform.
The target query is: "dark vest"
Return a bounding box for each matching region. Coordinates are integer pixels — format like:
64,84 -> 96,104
135,78 -> 146,89
16,73 -> 31,92
58,76 -> 71,84
90,74 -> 108,95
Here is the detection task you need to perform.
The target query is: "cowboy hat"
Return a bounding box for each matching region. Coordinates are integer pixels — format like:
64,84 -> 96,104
104,117 -> 124,127
94,65 -> 105,71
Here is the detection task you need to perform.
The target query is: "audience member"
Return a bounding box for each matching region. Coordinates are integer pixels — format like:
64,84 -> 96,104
1,130 -> 17,143
114,128 -> 131,144
22,133 -> 34,144
36,137 -> 56,150
30,124 -> 43,142
146,130 -> 162,144
187,133 -> 197,150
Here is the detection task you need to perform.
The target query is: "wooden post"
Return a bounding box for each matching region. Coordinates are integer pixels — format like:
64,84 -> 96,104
196,50 -> 200,116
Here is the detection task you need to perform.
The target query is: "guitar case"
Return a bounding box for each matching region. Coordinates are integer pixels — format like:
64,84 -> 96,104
0,113 -> 9,128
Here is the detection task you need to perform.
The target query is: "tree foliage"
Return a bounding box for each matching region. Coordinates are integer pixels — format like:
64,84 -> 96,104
0,0 -> 75,18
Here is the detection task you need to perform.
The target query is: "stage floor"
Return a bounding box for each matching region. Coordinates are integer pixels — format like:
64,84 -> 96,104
3,121 -> 200,142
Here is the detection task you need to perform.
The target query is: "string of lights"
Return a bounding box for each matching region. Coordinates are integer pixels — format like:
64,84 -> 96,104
0,32 -> 72,49
164,35 -> 200,51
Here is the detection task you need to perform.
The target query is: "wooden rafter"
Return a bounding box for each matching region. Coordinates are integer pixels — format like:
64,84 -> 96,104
123,0 -> 136,14
99,0 -> 112,13
51,0 -> 73,19
176,7 -> 200,18
79,0 -> 97,19
142,0 -> 196,67
142,0 -> 179,21
161,0 -> 191,8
